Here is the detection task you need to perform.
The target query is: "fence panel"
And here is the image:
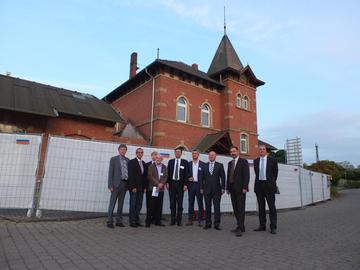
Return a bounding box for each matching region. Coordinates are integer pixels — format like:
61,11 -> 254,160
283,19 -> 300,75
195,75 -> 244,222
39,136 -> 330,214
275,164 -> 301,209
300,168 -> 313,206
312,171 -> 324,202
0,133 -> 42,209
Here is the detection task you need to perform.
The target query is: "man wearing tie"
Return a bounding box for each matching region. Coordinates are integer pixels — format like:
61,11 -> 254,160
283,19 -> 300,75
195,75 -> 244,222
201,151 -> 226,230
146,153 -> 167,227
186,150 -> 205,226
167,147 -> 189,226
226,146 -> 250,237
146,152 -> 157,224
253,144 -> 279,234
128,148 -> 147,228
107,144 -> 129,228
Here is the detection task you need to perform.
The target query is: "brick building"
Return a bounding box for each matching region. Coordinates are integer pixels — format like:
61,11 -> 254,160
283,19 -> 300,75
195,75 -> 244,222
105,32 -> 264,158
0,74 -> 147,145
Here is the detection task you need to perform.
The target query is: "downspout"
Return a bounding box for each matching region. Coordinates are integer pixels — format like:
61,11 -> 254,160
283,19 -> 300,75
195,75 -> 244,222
145,68 -> 155,146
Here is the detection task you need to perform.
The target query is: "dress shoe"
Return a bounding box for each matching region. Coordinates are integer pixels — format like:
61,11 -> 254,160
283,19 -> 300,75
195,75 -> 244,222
130,224 -> 138,228
186,221 -> 193,226
270,228 -> 277,234
203,225 -> 211,230
236,231 -> 243,237
155,223 -> 165,227
145,223 -> 150,228
136,223 -> 144,227
253,226 -> 266,232
106,223 -> 114,229
177,222 -> 182,226
115,223 -> 125,227
169,221 -> 176,226
214,226 -> 221,231
198,222 -> 203,227
231,226 -> 241,233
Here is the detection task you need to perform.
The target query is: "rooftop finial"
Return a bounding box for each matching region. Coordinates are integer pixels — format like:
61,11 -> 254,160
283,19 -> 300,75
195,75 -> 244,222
224,6 -> 226,35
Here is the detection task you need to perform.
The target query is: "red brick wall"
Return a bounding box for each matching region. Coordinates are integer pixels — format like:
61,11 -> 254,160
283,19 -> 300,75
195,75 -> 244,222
110,73 -> 260,158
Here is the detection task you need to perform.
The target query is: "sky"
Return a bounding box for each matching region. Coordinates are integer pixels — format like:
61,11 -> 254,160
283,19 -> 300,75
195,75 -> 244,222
1,0 -> 359,166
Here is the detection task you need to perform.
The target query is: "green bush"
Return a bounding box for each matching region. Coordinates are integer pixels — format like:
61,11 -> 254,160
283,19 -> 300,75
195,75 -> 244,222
344,180 -> 360,189
331,186 -> 338,197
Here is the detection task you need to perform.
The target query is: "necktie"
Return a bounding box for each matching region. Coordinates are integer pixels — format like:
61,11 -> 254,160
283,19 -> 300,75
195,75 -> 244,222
209,162 -> 214,175
260,158 -> 266,180
138,160 -> 144,174
175,160 -> 179,180
121,157 -> 128,180
229,159 -> 235,184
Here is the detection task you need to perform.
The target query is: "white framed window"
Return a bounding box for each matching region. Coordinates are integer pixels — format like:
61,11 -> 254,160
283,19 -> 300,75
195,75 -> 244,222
242,96 -> 249,110
201,104 -> 211,127
240,134 -> 249,153
177,97 -> 187,122
236,93 -> 242,108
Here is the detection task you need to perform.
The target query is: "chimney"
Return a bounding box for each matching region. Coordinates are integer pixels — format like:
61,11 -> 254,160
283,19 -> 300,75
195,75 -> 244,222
129,52 -> 138,79
191,63 -> 198,70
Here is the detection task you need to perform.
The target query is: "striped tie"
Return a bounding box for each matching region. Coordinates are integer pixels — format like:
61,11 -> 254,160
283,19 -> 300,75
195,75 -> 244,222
209,162 -> 214,175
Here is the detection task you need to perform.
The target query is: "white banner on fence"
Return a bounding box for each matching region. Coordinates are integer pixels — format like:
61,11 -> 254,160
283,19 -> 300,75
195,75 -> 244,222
0,133 -> 42,209
39,136 -> 330,213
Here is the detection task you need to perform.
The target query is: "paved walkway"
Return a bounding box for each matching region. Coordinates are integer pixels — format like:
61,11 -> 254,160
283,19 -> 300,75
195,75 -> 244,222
1,189 -> 359,270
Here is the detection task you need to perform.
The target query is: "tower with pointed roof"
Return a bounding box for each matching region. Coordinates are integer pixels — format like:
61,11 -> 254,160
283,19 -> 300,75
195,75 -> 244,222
105,26 -> 265,158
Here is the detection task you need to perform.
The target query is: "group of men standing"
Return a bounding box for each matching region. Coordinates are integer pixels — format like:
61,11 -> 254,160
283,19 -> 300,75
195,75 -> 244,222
107,143 -> 278,236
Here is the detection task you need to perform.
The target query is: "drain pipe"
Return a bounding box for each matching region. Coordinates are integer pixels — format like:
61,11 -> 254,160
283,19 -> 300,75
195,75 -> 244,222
145,68 -> 155,145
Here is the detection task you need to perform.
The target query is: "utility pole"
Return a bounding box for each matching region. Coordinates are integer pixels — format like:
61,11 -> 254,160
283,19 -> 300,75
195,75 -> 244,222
315,144 -> 319,162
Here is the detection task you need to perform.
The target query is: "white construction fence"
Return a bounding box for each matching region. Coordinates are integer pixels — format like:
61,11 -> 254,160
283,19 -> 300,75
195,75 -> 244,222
0,133 -> 331,216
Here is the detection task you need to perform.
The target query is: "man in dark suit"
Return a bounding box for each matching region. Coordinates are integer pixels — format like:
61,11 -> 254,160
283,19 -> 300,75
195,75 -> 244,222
226,146 -> 250,237
253,144 -> 279,234
186,150 -> 205,226
167,147 -> 189,226
128,148 -> 147,228
201,151 -> 226,230
146,151 -> 157,224
107,144 -> 129,228
146,153 -> 168,227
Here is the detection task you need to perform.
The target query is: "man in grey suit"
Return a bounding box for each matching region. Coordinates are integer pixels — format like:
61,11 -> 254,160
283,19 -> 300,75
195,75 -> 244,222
201,151 -> 226,230
107,144 -> 130,228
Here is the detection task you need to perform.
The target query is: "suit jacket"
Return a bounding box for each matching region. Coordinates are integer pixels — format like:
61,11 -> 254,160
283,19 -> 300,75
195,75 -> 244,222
108,155 -> 130,189
201,161 -> 226,195
188,160 -> 205,185
167,158 -> 189,187
147,163 -> 168,191
253,156 -> 279,193
128,158 -> 147,191
226,157 -> 250,193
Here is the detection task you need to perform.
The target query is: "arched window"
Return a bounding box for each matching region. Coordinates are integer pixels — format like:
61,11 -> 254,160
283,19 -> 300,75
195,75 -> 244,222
201,104 -> 211,127
236,94 -> 242,108
240,134 -> 249,154
242,96 -> 249,110
177,97 -> 187,122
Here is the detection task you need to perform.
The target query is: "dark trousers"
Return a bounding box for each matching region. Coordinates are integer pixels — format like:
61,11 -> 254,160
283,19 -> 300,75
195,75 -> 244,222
129,190 -> 144,225
107,181 -> 127,224
204,191 -> 221,226
169,182 -> 184,223
230,189 -> 246,230
146,191 -> 164,225
188,182 -> 204,222
256,181 -> 277,229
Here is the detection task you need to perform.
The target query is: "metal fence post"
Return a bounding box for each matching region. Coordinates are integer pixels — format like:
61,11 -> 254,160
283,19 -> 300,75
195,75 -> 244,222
298,166 -> 303,208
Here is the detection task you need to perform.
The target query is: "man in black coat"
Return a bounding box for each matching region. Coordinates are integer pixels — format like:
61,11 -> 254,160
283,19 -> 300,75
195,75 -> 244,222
201,151 -> 226,230
253,144 -> 279,234
167,147 -> 189,226
128,148 -> 147,227
226,146 -> 250,237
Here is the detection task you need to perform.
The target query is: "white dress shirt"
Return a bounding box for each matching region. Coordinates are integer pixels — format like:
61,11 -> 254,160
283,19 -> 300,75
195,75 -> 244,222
259,156 -> 267,181
172,158 -> 181,180
192,160 -> 199,182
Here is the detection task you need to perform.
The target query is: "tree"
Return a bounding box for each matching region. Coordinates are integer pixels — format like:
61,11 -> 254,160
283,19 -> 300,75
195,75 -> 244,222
337,161 -> 355,170
269,149 -> 286,164
307,160 -> 345,186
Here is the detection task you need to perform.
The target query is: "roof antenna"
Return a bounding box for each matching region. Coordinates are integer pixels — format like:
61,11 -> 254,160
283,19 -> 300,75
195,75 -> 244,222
223,6 -> 226,35
157,48 -> 160,59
